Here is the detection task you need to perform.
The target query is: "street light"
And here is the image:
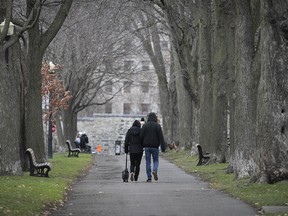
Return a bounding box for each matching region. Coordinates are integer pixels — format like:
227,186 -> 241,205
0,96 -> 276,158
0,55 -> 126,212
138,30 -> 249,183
47,61 -> 55,159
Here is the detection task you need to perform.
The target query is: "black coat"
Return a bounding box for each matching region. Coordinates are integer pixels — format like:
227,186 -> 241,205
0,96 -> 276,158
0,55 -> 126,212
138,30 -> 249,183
124,126 -> 143,154
140,113 -> 166,152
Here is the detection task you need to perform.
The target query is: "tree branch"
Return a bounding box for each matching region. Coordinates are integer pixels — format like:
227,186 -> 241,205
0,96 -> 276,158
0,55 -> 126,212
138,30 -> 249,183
40,0 -> 73,53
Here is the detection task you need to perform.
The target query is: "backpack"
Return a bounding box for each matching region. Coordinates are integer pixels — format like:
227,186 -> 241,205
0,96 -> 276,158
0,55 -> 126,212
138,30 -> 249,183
82,134 -> 89,143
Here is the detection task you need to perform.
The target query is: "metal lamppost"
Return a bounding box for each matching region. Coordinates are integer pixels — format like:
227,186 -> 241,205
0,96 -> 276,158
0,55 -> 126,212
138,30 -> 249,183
47,61 -> 55,159
0,19 -> 15,64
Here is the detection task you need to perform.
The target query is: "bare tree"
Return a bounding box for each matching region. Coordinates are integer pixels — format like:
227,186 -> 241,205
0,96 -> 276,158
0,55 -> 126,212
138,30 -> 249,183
46,0 -> 139,144
121,1 -> 173,143
0,0 -> 74,175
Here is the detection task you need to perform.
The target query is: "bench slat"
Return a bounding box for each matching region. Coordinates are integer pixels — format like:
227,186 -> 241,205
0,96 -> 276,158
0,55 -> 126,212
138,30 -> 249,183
66,140 -> 81,157
25,148 -> 51,177
196,144 -> 210,166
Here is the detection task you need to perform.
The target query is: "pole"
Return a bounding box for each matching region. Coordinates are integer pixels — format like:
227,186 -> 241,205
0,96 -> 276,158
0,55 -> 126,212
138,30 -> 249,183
48,62 -> 55,159
48,95 -> 53,158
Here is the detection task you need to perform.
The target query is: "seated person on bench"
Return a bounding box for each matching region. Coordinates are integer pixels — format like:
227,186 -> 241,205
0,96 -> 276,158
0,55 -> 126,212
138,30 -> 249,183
79,132 -> 91,153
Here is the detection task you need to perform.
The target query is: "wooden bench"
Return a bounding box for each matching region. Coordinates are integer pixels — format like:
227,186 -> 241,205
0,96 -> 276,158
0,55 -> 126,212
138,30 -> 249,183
25,148 -> 52,177
196,144 -> 210,166
66,140 -> 81,157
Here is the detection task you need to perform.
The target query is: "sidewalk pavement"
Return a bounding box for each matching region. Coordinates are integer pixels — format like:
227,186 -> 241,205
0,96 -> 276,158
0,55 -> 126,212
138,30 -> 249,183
51,154 -> 259,216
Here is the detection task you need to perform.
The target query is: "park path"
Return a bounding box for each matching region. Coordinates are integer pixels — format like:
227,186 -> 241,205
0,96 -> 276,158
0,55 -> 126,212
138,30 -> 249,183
51,154 -> 257,216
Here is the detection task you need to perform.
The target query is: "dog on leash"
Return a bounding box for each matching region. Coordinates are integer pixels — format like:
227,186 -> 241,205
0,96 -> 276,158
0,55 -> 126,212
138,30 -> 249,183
122,168 -> 129,182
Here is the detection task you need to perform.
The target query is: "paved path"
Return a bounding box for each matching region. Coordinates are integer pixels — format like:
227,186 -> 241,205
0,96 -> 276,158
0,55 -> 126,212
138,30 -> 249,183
51,154 -> 257,216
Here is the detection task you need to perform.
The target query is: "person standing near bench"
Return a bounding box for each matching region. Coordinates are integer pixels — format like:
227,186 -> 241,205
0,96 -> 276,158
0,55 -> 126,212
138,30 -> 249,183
124,120 -> 143,182
140,112 -> 166,182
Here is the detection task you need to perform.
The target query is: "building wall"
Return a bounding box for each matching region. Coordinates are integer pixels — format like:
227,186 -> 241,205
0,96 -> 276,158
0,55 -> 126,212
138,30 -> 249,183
77,114 -> 146,155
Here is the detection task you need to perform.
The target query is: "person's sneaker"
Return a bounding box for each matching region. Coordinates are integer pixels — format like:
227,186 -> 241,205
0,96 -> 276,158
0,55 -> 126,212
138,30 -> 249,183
146,179 -> 152,183
152,171 -> 158,181
130,172 -> 134,181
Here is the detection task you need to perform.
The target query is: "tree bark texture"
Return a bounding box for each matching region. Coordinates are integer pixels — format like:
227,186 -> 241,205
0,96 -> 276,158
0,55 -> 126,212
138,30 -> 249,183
255,0 -> 288,183
209,0 -> 235,162
145,18 -> 172,144
198,0 -> 213,154
0,42 -> 22,175
55,112 -> 65,151
62,104 -> 78,146
152,0 -> 288,183
164,1 -> 198,148
233,0 -> 258,179
25,25 -> 47,161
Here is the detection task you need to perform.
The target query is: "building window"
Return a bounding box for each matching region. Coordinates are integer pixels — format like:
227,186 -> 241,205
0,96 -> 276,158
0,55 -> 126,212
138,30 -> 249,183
140,103 -> 149,114
124,60 -> 133,72
123,103 -> 131,114
105,81 -> 113,93
141,61 -> 150,71
124,81 -> 132,93
140,81 -> 149,93
105,103 -> 112,113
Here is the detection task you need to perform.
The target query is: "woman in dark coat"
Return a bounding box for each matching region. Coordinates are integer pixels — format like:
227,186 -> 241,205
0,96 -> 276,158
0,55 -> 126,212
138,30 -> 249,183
124,120 -> 143,182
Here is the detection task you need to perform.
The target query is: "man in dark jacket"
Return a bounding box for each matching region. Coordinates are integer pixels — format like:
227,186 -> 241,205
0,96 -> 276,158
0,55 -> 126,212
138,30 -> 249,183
124,120 -> 143,182
140,112 -> 166,182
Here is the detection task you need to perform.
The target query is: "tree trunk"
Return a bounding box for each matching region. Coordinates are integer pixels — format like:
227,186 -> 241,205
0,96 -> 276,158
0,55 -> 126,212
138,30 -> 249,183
62,105 -> 78,145
25,25 -> 46,162
24,0 -> 74,161
210,0 -> 235,162
170,45 -> 193,148
164,2 -> 198,149
169,52 -> 179,144
198,0 -> 213,154
233,0 -> 257,179
0,42 -> 22,175
149,22 -> 172,144
255,0 -> 288,183
55,112 -> 65,151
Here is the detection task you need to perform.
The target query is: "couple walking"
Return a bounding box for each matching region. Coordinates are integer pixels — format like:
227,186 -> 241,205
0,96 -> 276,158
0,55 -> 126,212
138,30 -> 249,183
124,112 -> 166,182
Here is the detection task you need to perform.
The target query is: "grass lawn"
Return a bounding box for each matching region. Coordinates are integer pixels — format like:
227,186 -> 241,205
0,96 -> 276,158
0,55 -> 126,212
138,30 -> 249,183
1,150 -> 287,216
0,153 -> 93,216
162,150 -> 288,216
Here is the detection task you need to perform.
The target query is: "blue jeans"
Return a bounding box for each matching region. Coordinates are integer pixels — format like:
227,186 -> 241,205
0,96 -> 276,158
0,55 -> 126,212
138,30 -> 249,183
145,147 -> 159,180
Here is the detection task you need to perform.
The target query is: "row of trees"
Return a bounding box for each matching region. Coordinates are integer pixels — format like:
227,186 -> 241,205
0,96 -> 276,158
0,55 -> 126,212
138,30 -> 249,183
0,0 -> 149,175
1,0 -> 287,184
133,0 -> 288,183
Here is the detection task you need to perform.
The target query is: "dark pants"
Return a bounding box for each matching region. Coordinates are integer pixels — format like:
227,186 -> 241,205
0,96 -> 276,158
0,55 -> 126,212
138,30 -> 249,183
129,152 -> 143,181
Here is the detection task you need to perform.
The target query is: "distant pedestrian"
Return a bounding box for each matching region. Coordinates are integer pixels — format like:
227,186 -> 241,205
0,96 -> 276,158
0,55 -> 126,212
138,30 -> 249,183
124,120 -> 143,182
140,112 -> 166,182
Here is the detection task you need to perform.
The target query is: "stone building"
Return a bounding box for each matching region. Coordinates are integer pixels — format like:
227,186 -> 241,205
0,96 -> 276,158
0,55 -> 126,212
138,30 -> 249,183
77,40 -> 170,155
